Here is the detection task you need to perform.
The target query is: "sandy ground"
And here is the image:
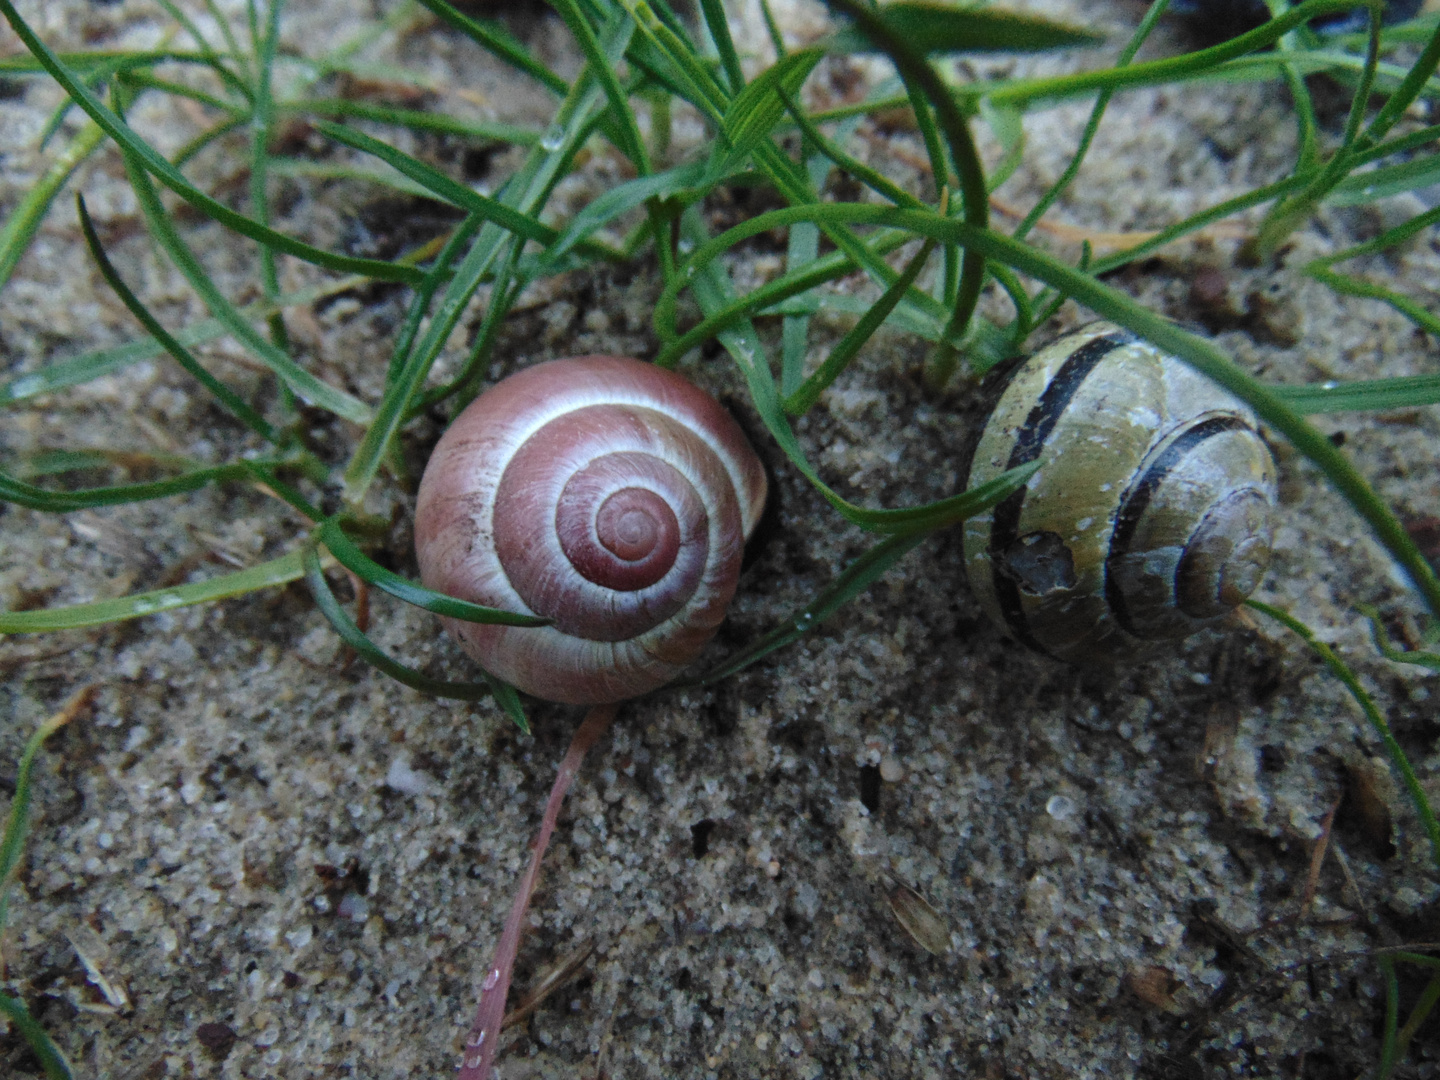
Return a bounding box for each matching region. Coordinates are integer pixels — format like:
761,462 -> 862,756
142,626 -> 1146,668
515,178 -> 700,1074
3,0 -> 1440,1077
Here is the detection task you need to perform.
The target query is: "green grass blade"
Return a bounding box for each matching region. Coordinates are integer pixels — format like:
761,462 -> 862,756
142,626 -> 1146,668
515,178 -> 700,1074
528,158 -> 711,280
0,0 -> 423,285
550,0 -> 649,169
1329,152 -> 1440,204
287,97 -> 538,145
0,995 -> 72,1080
1270,374 -> 1440,413
410,0 -> 568,95
121,152 -> 373,423
720,49 -> 823,169
1249,600 -> 1440,872
302,542 -> 524,719
1379,954 -> 1401,1079
0,691 -> 87,929
0,118 -> 105,292
0,461 -> 264,512
315,120 -> 571,247
825,2 -> 1104,55
783,239 -> 935,415
0,550 -> 308,633
317,520 -> 549,626
1359,604 -> 1440,670
695,531 -> 929,685
386,213 -> 485,388
75,195 -> 275,441
1308,264 -> 1440,337
683,199 -> 1036,533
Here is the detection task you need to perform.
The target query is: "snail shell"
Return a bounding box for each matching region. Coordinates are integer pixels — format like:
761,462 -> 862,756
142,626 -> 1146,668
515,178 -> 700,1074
962,322 -> 1277,663
415,355 -> 767,705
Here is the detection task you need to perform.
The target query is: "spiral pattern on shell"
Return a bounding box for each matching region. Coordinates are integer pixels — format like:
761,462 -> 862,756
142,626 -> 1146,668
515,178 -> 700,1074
415,356 -> 767,705
962,323 -> 1278,663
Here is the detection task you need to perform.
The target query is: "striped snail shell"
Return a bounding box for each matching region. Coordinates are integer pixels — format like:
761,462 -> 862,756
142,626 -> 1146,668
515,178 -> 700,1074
962,322 -> 1278,663
415,356 -> 767,705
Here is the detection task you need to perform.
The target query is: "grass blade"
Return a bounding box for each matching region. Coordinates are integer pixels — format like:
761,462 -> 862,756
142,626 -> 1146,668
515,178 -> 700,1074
0,995 -> 73,1080
695,531 -> 928,684
317,520 -> 549,626
75,195 -> 275,441
0,119 -> 105,292
0,551 -> 309,633
783,239 -> 935,415
1249,600 -> 1440,872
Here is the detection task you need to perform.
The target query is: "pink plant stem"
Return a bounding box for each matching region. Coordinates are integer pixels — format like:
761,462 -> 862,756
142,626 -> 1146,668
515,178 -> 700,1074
457,703 -> 620,1079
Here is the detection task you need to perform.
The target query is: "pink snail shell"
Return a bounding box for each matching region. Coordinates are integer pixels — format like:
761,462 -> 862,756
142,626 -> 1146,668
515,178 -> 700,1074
415,356 -> 768,705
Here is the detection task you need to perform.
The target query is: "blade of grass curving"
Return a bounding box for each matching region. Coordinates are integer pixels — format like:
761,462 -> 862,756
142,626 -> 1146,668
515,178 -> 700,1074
780,120 -> 858,395
1254,0 -> 1386,256
718,49 -> 822,170
966,0 -> 1376,108
760,0 -> 787,58
290,98 -> 539,146
783,240 -> 936,415
199,0 -> 245,70
0,0 -> 423,284
683,203 -> 1039,533
0,687 -> 92,939
121,151 -> 373,423
1,271 -> 415,405
265,158 -> 437,200
303,541 -> 527,726
1015,0 -> 1170,243
1308,264 -> 1440,337
0,995 -> 72,1080
76,195 -> 275,441
1359,604 -> 1440,671
0,550 -> 309,633
1380,954 -> 1401,1078
1329,152 -> 1440,204
551,0 -> 649,169
419,240 -> 527,414
1271,374 -> 1440,413
1249,600 -> 1440,872
672,200 -> 1440,615
250,0 -> 288,352
526,158 -> 713,281
770,289 -> 945,342
410,0 -> 568,95
114,69 -> 246,116
317,520 -> 548,626
0,119 -> 105,293
386,212 -> 485,388
314,121 -> 556,241
696,0 -> 743,93
1393,971 -> 1440,1069
825,0 -> 988,385
0,460 -> 279,512
694,531 -> 929,685
617,0 -> 727,126
173,114 -> 248,168
654,225 -> 937,365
